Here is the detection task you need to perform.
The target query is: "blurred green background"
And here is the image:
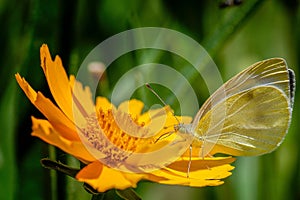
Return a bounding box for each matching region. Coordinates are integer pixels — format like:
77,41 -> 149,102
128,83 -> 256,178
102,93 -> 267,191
0,0 -> 299,199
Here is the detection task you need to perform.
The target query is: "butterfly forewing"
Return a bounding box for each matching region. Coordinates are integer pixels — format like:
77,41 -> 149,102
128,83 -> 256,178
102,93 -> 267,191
193,58 -> 291,123
190,58 -> 294,157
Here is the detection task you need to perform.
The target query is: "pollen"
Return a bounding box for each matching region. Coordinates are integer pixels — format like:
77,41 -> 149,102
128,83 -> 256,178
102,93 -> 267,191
82,108 -> 153,166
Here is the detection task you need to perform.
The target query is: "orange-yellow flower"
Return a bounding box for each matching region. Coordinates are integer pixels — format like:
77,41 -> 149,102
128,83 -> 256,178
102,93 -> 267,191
16,44 -> 235,193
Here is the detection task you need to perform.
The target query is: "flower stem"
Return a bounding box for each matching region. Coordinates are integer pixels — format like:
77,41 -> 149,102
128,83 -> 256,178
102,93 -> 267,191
48,145 -> 58,200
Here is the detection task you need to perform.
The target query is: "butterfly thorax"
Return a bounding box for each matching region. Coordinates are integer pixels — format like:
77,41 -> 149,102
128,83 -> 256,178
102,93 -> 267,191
174,123 -> 206,143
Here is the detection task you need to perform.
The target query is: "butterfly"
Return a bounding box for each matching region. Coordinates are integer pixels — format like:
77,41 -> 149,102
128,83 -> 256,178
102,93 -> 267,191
172,58 -> 295,161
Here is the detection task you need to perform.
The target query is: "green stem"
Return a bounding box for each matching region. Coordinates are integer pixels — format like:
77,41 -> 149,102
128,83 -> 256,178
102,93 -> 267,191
0,81 -> 17,200
49,145 -> 58,200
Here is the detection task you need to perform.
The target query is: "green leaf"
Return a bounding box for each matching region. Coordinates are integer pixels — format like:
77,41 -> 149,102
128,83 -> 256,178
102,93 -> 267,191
40,158 -> 80,178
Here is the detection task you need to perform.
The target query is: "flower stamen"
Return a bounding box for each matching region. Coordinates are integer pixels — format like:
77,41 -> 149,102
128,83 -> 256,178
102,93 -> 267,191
82,108 -> 154,167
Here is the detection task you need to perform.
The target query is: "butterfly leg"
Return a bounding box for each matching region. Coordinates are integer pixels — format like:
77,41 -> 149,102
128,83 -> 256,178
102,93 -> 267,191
199,140 -> 212,170
200,140 -> 205,159
187,144 -> 192,178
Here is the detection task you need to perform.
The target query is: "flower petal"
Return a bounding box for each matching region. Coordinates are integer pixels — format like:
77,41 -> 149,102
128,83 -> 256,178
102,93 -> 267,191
76,161 -> 147,192
68,75 -> 96,128
31,117 -> 95,163
40,45 -> 99,133
95,97 -> 115,111
16,73 -> 79,140
149,157 -> 235,187
118,99 -> 144,116
40,44 -> 74,121
167,156 -> 236,172
69,75 -> 96,114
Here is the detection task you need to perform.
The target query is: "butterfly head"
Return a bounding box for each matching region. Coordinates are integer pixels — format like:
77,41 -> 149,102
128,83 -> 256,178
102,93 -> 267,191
174,123 -> 193,135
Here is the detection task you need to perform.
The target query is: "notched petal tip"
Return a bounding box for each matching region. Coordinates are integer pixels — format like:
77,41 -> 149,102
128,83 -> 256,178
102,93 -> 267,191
76,162 -> 146,192
40,44 -> 51,69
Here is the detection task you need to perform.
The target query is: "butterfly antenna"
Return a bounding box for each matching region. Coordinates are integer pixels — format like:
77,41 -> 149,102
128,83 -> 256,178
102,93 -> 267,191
145,83 -> 180,124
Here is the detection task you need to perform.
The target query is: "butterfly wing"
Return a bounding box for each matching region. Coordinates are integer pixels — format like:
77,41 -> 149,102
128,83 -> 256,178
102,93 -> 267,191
191,58 -> 295,156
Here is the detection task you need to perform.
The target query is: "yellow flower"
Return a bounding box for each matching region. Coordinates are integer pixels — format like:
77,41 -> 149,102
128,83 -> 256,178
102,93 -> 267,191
16,44 -> 235,193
